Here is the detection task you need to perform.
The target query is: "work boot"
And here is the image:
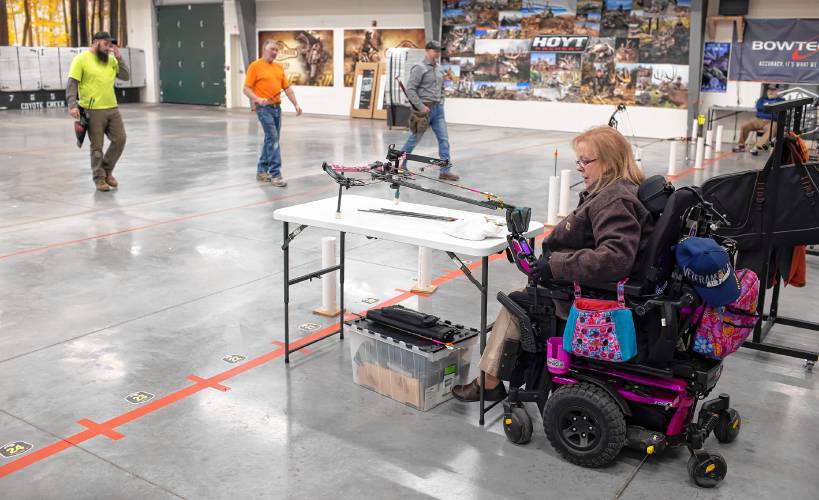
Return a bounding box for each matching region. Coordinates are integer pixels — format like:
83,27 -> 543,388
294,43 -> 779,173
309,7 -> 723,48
750,145 -> 759,156
95,179 -> 111,192
452,378 -> 507,403
731,144 -> 745,153
106,175 -> 119,188
270,176 -> 288,187
439,172 -> 460,181
256,173 -> 272,182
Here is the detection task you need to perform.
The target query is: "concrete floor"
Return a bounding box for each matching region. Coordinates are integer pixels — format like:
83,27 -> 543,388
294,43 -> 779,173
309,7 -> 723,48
1,104 -> 817,499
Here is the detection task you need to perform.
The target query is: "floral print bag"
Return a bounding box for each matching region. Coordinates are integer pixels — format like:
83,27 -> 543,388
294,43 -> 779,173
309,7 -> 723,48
692,269 -> 760,360
563,279 -> 637,362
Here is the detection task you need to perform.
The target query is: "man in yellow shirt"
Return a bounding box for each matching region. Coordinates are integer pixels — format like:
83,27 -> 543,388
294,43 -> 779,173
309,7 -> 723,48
243,40 -> 303,187
67,31 -> 130,192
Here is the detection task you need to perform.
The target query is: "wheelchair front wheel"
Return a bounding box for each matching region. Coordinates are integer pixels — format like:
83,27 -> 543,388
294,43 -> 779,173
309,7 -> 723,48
543,382 -> 626,468
687,451 -> 727,488
503,404 -> 533,445
714,409 -> 741,444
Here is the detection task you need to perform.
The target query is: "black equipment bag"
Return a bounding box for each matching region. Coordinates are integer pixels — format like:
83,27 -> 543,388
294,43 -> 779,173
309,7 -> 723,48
365,305 -> 460,342
701,136 -> 819,250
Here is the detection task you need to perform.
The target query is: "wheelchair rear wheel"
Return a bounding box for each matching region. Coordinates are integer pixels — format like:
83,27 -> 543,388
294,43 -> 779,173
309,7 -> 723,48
503,403 -> 533,445
543,382 -> 626,468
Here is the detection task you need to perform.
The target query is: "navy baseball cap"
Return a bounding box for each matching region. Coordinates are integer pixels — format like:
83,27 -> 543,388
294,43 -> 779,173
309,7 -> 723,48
676,237 -> 741,307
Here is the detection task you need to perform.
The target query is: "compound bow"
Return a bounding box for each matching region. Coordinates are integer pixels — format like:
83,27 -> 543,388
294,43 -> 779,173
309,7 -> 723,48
322,145 -> 539,276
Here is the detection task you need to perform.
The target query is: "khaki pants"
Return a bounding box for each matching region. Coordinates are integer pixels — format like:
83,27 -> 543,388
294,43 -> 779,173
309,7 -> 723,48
479,306 -> 520,377
88,108 -> 127,182
739,117 -> 776,147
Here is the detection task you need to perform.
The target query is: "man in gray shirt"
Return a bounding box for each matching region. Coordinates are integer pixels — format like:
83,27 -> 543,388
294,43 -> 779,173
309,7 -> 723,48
401,41 -> 459,181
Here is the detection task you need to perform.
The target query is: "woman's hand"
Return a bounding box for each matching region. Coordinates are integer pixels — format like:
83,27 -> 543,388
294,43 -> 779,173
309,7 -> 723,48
535,249 -> 553,285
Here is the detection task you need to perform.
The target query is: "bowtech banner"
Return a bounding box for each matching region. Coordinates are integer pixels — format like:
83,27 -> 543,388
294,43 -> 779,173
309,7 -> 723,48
730,18 -> 819,83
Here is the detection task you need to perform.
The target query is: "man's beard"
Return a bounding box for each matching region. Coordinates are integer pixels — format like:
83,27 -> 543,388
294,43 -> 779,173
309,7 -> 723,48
95,47 -> 109,63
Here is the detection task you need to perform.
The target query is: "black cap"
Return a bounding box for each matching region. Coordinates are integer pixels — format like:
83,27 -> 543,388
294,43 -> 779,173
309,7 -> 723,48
425,40 -> 441,50
93,31 -> 117,44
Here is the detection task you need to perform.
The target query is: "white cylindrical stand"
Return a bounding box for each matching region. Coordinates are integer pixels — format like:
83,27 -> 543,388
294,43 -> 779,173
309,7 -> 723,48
411,246 -> 437,294
694,137 -> 705,169
704,129 -> 714,159
667,141 -> 678,176
558,169 -> 571,217
547,175 -> 560,226
715,125 -> 724,152
313,237 -> 341,317
691,118 -> 699,141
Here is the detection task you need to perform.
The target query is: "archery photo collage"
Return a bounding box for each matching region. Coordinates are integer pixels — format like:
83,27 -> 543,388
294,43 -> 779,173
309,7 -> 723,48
441,0 -> 691,108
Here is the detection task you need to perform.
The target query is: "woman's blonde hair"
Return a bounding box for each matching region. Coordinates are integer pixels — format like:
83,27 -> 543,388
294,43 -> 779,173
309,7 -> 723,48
572,126 -> 644,194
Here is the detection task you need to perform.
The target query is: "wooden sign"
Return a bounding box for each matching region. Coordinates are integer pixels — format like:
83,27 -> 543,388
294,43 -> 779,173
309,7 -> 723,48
350,62 -> 379,119
373,63 -> 389,120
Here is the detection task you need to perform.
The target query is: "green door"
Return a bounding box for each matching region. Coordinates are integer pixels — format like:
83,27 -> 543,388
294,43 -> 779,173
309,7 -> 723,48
157,3 -> 225,106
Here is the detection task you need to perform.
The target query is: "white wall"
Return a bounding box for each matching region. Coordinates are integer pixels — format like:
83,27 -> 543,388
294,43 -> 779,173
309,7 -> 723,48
125,0 -> 159,103
254,0 -> 688,138
253,0 -> 424,115
700,0 -> 819,140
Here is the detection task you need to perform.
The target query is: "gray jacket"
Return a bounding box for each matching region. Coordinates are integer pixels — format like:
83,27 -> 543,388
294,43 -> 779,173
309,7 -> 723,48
405,58 -> 444,110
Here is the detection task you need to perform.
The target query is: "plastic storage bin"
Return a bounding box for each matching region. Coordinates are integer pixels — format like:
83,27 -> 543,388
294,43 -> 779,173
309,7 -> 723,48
348,318 -> 478,411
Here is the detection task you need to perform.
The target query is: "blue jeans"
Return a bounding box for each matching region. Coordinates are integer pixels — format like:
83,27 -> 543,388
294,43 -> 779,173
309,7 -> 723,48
256,105 -> 282,177
402,103 -> 451,173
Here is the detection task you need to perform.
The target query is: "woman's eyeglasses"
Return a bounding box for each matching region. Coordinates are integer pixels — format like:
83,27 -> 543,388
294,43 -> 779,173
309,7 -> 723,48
575,158 -> 597,168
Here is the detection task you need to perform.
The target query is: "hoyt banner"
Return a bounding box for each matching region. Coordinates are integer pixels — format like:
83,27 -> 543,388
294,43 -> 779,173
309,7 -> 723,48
730,18 -> 819,83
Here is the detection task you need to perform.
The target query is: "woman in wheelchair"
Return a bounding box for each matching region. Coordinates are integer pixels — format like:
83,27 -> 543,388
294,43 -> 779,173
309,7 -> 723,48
453,126 -> 655,402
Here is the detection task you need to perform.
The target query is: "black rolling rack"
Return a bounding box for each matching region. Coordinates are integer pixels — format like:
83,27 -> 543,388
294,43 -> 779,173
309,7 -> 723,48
742,97 -> 819,367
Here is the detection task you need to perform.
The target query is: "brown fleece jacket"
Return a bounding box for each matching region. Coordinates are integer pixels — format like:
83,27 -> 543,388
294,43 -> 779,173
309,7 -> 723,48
547,179 -> 654,283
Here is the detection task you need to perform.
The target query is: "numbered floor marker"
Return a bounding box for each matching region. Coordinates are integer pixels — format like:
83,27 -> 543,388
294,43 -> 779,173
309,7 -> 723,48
362,298 -> 379,304
222,354 -> 246,364
125,391 -> 155,405
299,323 -> 321,332
1,441 -> 33,459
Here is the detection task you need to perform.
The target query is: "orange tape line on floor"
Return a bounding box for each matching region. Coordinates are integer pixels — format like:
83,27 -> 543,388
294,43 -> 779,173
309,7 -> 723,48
0,186 -> 336,262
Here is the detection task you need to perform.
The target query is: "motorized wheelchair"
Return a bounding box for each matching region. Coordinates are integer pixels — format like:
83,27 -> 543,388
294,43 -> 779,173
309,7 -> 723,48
499,177 -> 742,488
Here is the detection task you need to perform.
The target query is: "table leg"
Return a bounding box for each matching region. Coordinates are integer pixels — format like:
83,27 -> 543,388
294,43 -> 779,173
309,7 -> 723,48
479,255 -> 488,426
340,231 -> 346,340
283,222 -> 290,364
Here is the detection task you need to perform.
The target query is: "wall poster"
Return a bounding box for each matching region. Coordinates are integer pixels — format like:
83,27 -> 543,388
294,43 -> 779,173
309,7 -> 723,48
257,30 -> 334,86
343,28 -> 426,86
441,0 -> 692,108
701,42 -> 730,93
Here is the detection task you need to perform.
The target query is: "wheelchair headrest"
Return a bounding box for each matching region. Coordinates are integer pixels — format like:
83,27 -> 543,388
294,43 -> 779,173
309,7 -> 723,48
638,175 -> 675,218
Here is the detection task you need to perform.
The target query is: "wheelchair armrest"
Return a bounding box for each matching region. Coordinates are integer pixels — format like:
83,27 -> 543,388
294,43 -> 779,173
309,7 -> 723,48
496,292 -> 534,332
496,292 -> 539,353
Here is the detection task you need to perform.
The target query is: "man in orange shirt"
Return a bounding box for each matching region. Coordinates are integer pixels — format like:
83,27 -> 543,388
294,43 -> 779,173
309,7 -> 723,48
244,40 -> 303,186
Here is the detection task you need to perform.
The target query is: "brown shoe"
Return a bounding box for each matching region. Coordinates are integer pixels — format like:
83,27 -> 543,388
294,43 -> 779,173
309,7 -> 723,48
106,175 -> 119,188
270,176 -> 288,187
95,179 -> 111,192
452,378 -> 507,403
256,173 -> 272,182
439,172 -> 460,181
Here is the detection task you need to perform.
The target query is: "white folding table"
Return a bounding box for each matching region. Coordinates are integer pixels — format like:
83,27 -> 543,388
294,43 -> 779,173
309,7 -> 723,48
707,105 -> 757,142
274,194 -> 543,424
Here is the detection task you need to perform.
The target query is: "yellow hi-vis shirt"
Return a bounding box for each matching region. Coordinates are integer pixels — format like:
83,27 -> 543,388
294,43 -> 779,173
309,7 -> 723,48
68,51 -> 120,109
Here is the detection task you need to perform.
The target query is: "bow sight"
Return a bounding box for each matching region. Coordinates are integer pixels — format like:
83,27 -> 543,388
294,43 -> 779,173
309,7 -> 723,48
321,146 -> 538,276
